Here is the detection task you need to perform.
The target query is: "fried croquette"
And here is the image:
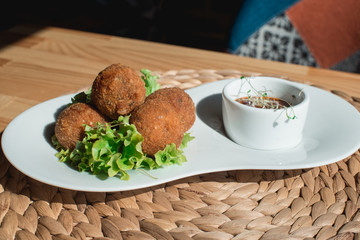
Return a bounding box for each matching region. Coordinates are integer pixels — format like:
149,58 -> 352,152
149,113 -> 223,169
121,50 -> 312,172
146,87 -> 195,131
55,103 -> 107,150
91,63 -> 146,119
130,101 -> 184,156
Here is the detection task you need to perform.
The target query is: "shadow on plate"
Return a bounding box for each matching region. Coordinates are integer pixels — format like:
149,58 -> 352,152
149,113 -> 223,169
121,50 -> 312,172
43,104 -> 68,148
196,93 -> 228,138
43,122 -> 56,148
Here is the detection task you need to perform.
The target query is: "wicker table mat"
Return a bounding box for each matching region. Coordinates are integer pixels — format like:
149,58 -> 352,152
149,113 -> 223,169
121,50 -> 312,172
1,69 -> 360,240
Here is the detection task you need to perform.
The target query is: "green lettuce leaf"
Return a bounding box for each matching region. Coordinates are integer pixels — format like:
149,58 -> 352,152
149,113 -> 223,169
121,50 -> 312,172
71,87 -> 92,105
154,143 -> 187,167
53,115 -> 194,180
180,132 -> 195,149
140,69 -> 161,96
153,133 -> 194,168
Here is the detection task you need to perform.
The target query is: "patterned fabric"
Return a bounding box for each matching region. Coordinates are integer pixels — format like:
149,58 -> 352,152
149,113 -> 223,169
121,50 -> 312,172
234,13 -> 318,67
228,0 -> 300,52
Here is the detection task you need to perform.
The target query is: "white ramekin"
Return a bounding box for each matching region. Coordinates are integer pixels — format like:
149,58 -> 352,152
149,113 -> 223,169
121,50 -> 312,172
222,77 -> 310,150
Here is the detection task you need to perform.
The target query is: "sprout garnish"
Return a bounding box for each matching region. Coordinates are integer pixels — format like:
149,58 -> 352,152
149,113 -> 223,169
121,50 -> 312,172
236,76 -> 300,120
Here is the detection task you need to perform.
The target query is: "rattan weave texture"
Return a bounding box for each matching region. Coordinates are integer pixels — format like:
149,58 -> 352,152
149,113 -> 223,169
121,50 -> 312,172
1,69 -> 360,240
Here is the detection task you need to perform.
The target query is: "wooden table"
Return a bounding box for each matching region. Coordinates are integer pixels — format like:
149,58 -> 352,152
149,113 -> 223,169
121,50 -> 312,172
1,25 -> 360,240
1,25 -> 360,133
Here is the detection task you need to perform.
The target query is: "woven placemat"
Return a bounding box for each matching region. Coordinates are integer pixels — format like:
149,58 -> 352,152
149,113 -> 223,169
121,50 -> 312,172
1,69 -> 360,240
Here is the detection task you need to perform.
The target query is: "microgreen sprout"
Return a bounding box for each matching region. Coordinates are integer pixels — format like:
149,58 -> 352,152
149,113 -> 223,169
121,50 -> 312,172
285,106 -> 296,120
236,76 -> 298,120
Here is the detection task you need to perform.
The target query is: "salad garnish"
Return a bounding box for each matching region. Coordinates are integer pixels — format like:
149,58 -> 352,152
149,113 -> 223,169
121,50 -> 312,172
52,116 -> 193,180
53,69 -> 194,180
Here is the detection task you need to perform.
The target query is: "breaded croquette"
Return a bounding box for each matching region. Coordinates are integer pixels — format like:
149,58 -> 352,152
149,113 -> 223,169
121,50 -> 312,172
146,87 -> 195,132
55,103 -> 107,150
91,64 -> 146,119
130,100 -> 184,156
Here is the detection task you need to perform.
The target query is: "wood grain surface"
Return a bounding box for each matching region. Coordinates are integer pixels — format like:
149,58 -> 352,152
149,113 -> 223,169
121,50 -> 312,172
0,24 -> 360,132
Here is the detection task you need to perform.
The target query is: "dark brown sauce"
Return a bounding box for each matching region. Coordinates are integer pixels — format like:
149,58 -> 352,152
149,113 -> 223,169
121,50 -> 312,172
235,96 -> 289,109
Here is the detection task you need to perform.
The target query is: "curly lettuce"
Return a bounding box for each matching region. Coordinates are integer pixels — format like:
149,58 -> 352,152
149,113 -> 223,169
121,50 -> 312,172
70,87 -> 92,105
52,116 -> 194,180
140,69 -> 161,96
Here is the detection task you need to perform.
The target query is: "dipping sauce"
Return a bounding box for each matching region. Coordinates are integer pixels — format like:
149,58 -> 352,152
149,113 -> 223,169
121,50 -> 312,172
236,96 -> 290,109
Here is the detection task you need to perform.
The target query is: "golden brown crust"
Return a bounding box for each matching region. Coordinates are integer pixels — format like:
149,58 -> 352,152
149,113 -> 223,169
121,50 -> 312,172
55,103 -> 107,150
146,87 -> 195,131
91,64 -> 146,119
130,100 -> 184,156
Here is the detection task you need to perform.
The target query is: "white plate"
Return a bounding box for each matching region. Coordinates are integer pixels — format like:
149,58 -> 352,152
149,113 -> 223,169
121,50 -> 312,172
2,79 -> 360,192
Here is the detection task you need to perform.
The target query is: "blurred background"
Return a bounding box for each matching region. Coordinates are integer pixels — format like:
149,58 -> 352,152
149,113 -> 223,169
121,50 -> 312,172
1,0 -> 359,73
1,0 -> 242,52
